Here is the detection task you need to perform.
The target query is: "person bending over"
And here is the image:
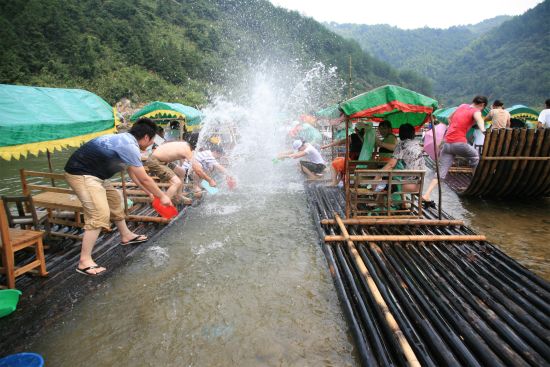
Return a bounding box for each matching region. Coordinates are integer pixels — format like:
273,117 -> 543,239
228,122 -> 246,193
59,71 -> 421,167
279,139 -> 327,180
191,145 -> 235,193
64,118 -> 172,276
144,141 -> 212,204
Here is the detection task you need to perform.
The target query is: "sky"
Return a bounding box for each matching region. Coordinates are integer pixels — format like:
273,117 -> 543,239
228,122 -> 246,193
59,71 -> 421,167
269,0 -> 544,29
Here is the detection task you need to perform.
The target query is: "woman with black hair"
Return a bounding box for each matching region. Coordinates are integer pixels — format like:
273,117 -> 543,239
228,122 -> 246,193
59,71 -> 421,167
374,120 -> 397,160
376,123 -> 426,192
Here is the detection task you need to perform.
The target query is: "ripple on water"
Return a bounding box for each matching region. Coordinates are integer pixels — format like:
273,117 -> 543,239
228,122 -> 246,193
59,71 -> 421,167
193,240 -> 225,256
145,245 -> 170,268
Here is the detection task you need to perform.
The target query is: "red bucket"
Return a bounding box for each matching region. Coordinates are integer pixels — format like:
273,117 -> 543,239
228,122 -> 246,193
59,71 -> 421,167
152,197 -> 178,219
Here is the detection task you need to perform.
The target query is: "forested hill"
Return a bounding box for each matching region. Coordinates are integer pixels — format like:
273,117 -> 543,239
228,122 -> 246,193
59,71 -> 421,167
326,0 -> 549,107
436,0 -> 549,106
325,16 -> 511,84
0,0 -> 432,109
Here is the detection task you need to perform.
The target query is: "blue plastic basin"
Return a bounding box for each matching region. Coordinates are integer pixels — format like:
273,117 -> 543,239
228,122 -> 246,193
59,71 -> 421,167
0,352 -> 44,367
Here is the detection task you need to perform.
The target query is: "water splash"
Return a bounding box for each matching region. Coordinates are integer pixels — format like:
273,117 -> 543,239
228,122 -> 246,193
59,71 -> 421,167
193,62 -> 343,196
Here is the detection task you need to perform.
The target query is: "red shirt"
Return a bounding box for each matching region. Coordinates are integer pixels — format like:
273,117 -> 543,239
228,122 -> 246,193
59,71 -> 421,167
445,104 -> 479,143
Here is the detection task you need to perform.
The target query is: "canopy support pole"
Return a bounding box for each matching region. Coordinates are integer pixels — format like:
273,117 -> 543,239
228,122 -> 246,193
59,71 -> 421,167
430,116 -> 442,219
345,117 -> 351,218
47,149 -> 55,187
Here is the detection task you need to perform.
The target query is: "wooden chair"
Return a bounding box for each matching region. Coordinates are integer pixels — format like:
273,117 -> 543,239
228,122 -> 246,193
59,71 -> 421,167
348,169 -> 425,218
20,169 -> 84,240
0,199 -> 48,289
1,195 -> 49,232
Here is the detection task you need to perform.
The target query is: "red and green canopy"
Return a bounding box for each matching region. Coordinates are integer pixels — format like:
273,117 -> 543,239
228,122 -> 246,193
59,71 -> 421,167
339,85 -> 439,128
315,104 -> 342,119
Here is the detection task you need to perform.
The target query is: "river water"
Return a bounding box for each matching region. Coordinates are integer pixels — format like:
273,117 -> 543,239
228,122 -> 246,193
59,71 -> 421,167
1,72 -> 548,365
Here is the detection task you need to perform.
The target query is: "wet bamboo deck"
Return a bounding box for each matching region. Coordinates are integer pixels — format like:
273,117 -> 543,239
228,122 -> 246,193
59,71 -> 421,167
0,203 -> 191,354
306,183 -> 550,367
427,128 -> 550,198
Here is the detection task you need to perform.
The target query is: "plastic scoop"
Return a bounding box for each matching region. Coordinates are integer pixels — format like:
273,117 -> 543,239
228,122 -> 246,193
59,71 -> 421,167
152,197 -> 178,219
226,176 -> 237,190
201,180 -> 219,194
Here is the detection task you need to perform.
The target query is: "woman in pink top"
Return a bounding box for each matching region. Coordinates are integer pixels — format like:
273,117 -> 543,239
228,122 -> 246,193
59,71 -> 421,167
423,96 -> 487,202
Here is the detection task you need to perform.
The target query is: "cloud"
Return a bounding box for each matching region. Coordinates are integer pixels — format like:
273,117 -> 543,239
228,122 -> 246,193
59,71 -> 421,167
269,0 -> 543,29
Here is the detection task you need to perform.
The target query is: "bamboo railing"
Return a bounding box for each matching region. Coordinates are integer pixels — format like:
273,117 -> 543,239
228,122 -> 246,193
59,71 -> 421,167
438,128 -> 550,198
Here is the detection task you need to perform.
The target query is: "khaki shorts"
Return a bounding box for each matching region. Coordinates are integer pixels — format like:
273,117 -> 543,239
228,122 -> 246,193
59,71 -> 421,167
64,172 -> 125,231
144,156 -> 175,181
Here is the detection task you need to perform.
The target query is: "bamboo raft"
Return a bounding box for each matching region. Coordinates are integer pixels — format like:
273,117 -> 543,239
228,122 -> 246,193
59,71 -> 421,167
306,183 -> 550,366
0,201 -> 191,354
429,128 -> 550,197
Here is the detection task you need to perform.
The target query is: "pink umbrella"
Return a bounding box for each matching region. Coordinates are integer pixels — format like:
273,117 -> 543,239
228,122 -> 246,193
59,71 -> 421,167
423,123 -> 447,160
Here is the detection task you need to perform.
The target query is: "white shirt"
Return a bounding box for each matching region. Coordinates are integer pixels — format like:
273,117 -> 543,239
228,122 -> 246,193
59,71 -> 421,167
538,108 -> 550,128
303,143 -> 325,165
194,150 -> 218,171
473,129 -> 485,146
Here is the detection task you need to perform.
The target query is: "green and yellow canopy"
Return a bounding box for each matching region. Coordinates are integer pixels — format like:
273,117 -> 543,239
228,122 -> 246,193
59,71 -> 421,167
340,85 -> 439,128
506,105 -> 539,128
130,101 -> 203,130
0,84 -> 118,160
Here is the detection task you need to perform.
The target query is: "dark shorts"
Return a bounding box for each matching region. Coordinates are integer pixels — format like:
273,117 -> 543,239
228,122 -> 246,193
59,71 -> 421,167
300,160 -> 326,174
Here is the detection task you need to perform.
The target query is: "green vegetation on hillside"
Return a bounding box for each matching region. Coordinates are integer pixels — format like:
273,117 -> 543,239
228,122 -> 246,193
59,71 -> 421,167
0,0 -> 432,108
437,1 -> 550,106
325,22 -> 477,80
326,1 -> 548,107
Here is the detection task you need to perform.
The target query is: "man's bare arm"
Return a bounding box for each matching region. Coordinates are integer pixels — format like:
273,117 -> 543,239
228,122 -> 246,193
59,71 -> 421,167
127,166 -> 172,206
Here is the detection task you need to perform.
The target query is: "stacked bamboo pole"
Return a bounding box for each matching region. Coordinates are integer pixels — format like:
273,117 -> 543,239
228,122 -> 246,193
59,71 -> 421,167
306,183 -> 550,367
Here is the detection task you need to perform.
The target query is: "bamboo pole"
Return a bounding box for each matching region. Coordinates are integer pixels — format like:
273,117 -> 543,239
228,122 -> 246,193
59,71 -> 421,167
481,156 -> 550,161
364,242 -> 470,366
321,218 -> 464,226
46,149 -> 56,187
448,167 -> 475,173
325,234 -> 486,242
127,197 -> 153,203
387,243 -> 506,367
126,215 -> 170,223
121,171 -> 128,216
112,182 -> 173,188
345,117 -> 351,218
48,232 -> 83,240
334,214 -> 421,367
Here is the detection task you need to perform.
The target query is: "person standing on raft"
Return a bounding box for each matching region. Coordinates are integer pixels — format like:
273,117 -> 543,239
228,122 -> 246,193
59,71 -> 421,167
423,96 -> 487,202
